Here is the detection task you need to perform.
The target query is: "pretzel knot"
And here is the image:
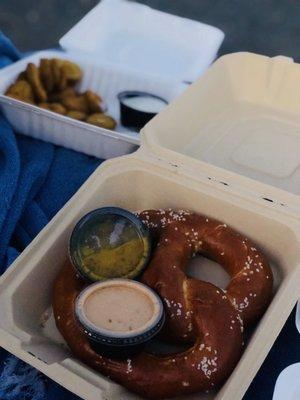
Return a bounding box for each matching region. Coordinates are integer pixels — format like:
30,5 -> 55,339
53,209 -> 273,399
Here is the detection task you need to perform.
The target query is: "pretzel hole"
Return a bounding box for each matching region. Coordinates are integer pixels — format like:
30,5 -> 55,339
145,337 -> 190,356
187,255 -> 230,289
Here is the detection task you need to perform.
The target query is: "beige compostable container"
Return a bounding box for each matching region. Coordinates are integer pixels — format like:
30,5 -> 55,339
0,52 -> 299,400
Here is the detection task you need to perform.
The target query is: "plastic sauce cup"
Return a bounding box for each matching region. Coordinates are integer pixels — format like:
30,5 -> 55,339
75,279 -> 165,358
69,207 -> 151,282
118,91 -> 168,131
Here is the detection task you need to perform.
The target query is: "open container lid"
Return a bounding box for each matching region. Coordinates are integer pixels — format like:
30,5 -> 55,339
59,0 -> 224,83
141,52 -> 300,212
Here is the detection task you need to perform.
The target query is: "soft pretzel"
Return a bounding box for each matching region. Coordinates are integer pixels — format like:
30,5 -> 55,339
53,209 -> 273,399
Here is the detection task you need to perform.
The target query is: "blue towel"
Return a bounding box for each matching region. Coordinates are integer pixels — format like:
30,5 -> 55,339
0,32 -> 101,399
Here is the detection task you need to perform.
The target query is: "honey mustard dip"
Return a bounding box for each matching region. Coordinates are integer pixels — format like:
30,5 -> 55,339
69,207 -> 151,282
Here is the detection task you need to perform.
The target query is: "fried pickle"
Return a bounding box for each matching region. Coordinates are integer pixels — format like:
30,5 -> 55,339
16,71 -> 27,81
40,59 -> 54,93
26,63 -> 47,102
62,95 -> 89,113
39,102 -> 67,115
48,87 -> 77,103
5,80 -> 35,103
66,110 -> 87,121
51,59 -> 63,89
86,113 -> 116,130
61,60 -> 82,82
84,90 -> 102,113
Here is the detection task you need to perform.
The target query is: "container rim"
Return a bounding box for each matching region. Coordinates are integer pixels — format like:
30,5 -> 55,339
118,90 -> 168,104
0,94 -> 140,146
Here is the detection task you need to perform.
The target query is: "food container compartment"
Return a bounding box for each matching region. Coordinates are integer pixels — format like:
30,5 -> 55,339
0,154 -> 299,400
0,50 -> 186,159
144,53 -> 300,200
0,52 -> 299,400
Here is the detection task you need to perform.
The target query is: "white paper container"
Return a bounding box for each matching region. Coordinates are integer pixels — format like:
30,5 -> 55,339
0,50 -> 186,159
0,53 -> 299,400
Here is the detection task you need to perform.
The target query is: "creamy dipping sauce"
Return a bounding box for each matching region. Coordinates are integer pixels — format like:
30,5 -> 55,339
83,285 -> 154,332
122,95 -> 167,114
76,279 -> 165,358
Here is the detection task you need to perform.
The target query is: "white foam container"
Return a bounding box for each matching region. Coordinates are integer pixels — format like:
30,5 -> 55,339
0,50 -> 185,159
0,0 -> 224,160
0,52 -> 299,400
60,0 -> 224,83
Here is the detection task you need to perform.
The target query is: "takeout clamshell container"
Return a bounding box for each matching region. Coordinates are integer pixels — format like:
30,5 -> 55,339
0,0 -> 224,160
0,52 -> 299,400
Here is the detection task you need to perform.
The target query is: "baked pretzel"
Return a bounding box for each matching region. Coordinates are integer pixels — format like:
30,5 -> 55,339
53,209 -> 273,399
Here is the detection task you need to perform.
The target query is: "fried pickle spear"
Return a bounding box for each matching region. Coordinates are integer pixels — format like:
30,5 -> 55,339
51,59 -> 62,90
62,95 -> 89,113
40,59 -> 54,93
26,63 -> 47,102
66,110 -> 87,121
84,90 -> 102,113
5,79 -> 35,104
60,60 -> 82,83
39,102 -> 67,115
16,71 -> 27,81
86,113 -> 117,130
48,87 -> 77,103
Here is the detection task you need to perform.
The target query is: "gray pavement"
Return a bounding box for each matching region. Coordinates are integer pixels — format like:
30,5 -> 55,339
0,0 -> 300,60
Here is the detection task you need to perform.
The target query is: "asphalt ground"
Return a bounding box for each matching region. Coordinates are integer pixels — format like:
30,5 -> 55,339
0,0 -> 299,60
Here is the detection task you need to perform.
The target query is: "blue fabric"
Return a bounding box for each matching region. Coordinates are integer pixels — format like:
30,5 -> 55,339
0,32 -> 101,399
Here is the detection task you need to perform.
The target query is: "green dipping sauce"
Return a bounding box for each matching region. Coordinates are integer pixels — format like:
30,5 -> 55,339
70,207 -> 151,282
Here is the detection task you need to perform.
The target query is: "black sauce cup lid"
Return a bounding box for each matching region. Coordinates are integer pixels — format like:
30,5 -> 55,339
75,279 -> 165,346
118,91 -> 168,131
69,207 -> 152,282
